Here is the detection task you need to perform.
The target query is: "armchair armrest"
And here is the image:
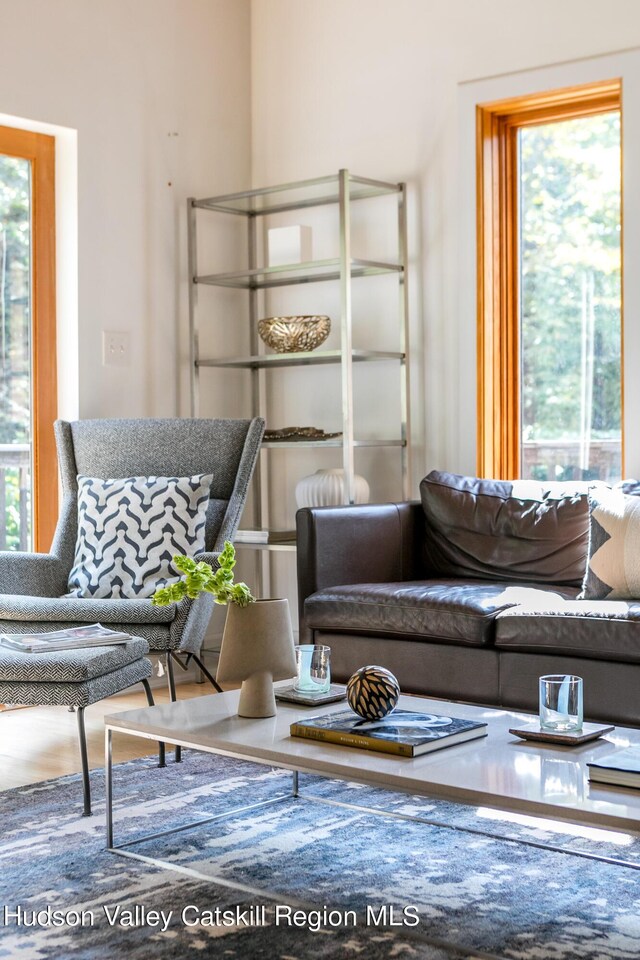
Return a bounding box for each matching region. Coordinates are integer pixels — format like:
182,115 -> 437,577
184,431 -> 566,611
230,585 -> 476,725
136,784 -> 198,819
0,552 -> 68,597
169,549 -> 222,656
193,550 -> 221,571
296,501 -> 425,634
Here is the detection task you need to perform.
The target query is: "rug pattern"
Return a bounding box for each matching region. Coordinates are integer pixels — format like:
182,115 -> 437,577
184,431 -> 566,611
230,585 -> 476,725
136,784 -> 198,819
2,751 -> 640,959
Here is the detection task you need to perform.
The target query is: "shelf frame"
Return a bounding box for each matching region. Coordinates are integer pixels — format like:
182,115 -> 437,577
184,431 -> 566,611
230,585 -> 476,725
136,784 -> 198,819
195,257 -> 403,290
187,168 -> 411,562
192,172 -> 402,217
197,349 -> 405,370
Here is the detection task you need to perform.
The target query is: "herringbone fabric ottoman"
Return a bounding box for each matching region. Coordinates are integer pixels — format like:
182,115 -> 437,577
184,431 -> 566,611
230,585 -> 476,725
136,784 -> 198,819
0,637 -> 158,815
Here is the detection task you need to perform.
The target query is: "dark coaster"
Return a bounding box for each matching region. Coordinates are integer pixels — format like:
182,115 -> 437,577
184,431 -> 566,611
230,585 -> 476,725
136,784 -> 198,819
275,684 -> 347,706
509,721 -> 615,746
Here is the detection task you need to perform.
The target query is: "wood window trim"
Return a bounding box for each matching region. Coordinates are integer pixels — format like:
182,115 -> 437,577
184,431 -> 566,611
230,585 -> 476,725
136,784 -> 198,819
476,79 -> 622,479
0,125 -> 57,550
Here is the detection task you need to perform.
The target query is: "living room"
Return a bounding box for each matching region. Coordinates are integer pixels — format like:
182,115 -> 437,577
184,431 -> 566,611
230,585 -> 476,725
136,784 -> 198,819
2,1 -> 640,958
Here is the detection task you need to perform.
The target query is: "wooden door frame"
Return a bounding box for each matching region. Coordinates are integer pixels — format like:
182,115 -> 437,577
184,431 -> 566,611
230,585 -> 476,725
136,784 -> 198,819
0,124 -> 57,550
476,79 -> 622,479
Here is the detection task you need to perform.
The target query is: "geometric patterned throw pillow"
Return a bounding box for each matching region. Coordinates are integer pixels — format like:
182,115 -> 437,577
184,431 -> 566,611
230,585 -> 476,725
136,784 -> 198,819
580,486 -> 640,599
67,474 -> 212,599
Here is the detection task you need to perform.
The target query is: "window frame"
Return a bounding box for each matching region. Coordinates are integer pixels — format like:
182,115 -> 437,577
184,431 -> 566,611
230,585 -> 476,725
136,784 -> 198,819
0,124 -> 57,550
476,79 -> 623,479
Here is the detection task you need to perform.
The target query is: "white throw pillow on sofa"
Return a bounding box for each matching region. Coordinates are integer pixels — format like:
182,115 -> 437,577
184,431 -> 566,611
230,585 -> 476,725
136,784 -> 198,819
580,485 -> 640,600
67,474 -> 212,599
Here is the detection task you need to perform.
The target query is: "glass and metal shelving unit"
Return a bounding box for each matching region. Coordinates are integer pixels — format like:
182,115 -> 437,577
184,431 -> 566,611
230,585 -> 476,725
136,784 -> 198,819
187,169 -> 410,555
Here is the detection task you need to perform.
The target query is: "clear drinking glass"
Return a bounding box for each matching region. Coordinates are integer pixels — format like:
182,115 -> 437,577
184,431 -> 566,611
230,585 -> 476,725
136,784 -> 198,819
294,644 -> 331,695
539,675 -> 583,732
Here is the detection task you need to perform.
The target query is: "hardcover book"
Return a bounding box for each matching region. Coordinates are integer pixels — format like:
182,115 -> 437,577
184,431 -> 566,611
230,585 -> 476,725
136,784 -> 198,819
290,709 -> 488,757
587,746 -> 640,789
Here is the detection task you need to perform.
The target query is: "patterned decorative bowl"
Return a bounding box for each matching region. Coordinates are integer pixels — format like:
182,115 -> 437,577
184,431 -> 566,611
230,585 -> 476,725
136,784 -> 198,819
347,665 -> 400,721
258,315 -> 331,353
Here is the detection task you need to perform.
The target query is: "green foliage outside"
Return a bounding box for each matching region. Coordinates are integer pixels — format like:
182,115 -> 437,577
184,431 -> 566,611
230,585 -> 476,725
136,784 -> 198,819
0,155 -> 31,549
520,113 -> 621,463
152,540 -> 255,608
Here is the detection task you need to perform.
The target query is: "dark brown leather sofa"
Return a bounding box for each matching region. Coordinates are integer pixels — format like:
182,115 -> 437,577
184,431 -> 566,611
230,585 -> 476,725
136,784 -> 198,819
296,472 -> 640,726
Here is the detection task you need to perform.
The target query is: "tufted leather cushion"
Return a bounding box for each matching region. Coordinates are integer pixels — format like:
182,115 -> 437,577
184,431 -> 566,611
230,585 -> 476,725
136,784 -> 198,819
496,597 -> 640,663
420,471 -> 594,586
304,579 -> 577,647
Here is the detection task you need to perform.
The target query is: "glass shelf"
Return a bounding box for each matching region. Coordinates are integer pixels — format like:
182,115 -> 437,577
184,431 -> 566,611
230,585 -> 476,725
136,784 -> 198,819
195,257 -> 403,290
261,439 -> 405,449
197,349 -> 405,369
192,172 -> 401,217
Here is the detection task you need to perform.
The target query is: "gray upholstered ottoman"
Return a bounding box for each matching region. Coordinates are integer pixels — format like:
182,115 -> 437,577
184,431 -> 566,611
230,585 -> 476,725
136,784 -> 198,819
0,637 -> 159,815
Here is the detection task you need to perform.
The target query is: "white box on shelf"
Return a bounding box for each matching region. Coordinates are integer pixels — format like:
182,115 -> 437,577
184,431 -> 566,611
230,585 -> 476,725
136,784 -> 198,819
267,225 -> 312,266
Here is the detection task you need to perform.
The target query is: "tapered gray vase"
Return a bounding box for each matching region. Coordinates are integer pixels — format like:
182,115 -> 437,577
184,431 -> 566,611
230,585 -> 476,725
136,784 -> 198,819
216,598 -> 297,718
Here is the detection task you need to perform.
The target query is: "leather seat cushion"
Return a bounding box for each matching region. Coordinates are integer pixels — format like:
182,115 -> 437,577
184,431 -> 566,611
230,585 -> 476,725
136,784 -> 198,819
304,579 -> 578,647
496,597 -> 640,663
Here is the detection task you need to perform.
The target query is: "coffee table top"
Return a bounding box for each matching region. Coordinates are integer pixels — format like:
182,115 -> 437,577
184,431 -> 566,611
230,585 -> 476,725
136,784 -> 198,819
105,690 -> 640,832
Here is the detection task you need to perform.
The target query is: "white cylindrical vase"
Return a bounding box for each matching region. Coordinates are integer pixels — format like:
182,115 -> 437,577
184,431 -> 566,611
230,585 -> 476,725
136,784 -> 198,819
295,468 -> 370,508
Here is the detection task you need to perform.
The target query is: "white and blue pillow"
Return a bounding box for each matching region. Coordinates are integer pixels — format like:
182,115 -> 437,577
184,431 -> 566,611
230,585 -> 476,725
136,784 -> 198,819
67,474 -> 212,599
580,485 -> 640,600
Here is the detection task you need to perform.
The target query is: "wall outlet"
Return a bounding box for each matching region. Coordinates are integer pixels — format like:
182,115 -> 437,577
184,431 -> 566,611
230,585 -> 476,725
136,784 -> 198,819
102,331 -> 130,366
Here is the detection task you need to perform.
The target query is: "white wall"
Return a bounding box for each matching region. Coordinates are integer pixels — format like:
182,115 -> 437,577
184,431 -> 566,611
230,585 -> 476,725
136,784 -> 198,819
251,0 -> 640,484
0,0 -> 252,421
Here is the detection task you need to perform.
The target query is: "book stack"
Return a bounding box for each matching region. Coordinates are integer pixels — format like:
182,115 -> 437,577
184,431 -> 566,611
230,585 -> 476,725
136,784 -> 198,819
290,709 -> 488,758
588,747 -> 640,789
0,624 -> 131,654
235,530 -> 296,544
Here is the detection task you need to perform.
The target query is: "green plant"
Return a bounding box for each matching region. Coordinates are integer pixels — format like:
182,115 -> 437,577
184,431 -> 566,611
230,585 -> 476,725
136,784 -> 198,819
151,540 -> 254,608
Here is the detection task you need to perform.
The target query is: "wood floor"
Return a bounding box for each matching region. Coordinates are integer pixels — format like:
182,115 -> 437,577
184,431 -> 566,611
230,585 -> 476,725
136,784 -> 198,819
0,681 -> 213,791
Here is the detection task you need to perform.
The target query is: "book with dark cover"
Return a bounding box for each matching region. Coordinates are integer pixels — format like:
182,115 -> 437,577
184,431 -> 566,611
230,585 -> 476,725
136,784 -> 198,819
587,747 -> 640,788
290,709 -> 488,757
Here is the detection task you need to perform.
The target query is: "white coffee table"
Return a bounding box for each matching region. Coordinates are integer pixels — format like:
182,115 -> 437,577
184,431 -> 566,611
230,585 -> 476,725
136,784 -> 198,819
104,690 -> 640,876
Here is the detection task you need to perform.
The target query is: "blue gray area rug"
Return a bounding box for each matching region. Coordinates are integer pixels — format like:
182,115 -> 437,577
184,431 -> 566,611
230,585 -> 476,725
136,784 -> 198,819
2,751 -> 640,959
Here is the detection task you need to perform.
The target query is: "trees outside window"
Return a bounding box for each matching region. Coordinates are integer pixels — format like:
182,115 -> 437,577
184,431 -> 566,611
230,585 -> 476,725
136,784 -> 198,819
476,81 -> 622,482
0,126 -> 57,551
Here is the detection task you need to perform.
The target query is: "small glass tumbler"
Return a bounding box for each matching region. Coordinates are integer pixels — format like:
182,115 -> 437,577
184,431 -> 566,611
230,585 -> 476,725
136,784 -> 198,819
294,644 -> 331,695
539,675 -> 583,732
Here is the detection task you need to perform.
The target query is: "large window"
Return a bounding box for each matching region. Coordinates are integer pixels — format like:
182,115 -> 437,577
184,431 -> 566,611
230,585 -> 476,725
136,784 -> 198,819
0,125 -> 57,550
476,80 -> 622,482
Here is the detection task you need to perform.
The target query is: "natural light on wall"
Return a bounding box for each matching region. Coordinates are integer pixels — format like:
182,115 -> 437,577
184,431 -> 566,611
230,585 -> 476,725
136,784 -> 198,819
518,112 -> 622,483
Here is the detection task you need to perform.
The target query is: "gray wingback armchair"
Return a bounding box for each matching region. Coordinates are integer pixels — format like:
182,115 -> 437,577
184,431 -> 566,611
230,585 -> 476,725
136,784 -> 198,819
0,416 -> 265,695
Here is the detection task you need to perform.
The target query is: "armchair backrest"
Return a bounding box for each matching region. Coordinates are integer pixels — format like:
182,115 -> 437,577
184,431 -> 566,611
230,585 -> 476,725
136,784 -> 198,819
51,417 -> 265,573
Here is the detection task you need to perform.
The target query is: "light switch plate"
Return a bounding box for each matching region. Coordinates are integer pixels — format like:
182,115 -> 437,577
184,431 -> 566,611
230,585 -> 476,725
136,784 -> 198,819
102,331 -> 130,366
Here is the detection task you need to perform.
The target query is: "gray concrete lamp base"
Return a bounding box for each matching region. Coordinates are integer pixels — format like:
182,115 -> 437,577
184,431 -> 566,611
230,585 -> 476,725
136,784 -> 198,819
238,671 -> 276,718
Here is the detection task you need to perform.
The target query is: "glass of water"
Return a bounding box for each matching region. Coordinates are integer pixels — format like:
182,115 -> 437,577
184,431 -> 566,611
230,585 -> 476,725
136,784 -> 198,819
539,675 -> 583,732
294,644 -> 331,695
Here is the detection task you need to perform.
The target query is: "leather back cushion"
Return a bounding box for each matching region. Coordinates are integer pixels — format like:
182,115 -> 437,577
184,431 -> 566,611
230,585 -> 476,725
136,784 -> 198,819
420,471 -> 593,585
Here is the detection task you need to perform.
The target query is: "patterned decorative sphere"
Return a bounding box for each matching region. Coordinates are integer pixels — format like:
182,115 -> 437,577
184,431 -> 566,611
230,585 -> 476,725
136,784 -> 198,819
347,665 -> 400,720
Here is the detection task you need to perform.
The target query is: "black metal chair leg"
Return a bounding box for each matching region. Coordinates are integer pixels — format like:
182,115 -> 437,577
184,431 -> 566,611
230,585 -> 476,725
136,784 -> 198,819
76,706 -> 91,817
189,652 -> 223,693
141,678 -> 165,768
166,653 -> 177,701
165,654 -> 181,764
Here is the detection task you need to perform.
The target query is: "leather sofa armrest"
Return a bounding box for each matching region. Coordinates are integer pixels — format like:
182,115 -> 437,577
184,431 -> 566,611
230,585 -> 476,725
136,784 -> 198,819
296,501 -> 424,638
